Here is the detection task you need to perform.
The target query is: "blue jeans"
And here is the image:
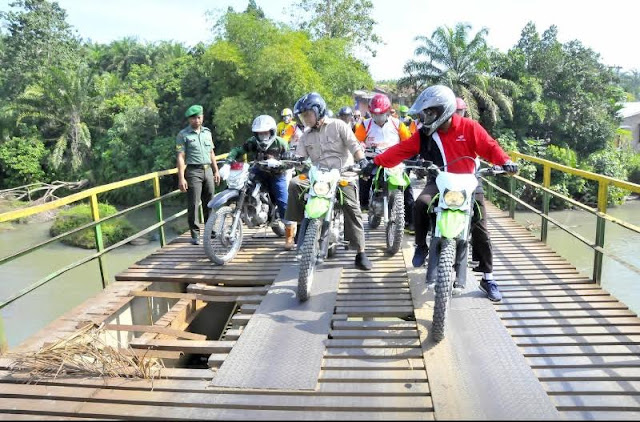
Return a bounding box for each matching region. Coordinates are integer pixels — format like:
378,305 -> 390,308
252,168 -> 288,220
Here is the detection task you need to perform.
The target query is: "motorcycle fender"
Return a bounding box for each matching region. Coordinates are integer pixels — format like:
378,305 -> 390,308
387,170 -> 410,189
207,189 -> 239,210
436,209 -> 467,239
305,196 -> 330,219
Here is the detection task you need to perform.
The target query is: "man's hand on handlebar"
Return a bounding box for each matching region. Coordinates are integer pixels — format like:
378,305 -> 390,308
502,160 -> 519,175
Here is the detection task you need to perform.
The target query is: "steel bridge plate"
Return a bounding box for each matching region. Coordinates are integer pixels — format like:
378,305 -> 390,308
211,264 -> 341,390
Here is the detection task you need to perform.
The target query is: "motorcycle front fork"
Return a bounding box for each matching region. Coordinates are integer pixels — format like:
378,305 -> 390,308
425,237 -> 469,287
229,191 -> 246,237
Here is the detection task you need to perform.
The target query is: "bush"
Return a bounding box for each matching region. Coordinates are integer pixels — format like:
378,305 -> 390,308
581,148 -> 630,206
626,153 -> 640,185
50,203 -> 135,248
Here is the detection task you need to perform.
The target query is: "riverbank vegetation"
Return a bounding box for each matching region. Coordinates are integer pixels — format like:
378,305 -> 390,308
0,0 -> 639,212
49,203 -> 135,248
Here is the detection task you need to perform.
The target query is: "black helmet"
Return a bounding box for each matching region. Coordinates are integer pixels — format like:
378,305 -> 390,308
293,92 -> 327,120
338,106 -> 353,117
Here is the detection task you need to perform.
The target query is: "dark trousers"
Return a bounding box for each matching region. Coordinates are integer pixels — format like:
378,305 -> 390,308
359,167 -> 414,226
414,181 -> 493,273
186,166 -> 215,239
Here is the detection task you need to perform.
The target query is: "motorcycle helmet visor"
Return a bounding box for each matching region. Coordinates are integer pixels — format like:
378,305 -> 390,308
418,107 -> 441,126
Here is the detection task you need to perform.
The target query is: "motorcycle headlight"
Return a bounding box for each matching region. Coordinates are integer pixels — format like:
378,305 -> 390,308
313,181 -> 331,196
443,190 -> 465,207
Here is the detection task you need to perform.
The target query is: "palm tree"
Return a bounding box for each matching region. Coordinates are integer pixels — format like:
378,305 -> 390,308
14,65 -> 93,171
399,23 -> 517,126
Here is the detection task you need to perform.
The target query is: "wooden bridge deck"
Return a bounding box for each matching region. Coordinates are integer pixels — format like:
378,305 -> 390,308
1,204 -> 639,419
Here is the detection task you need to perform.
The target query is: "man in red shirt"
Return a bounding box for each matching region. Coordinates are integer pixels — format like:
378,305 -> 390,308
372,85 -> 518,301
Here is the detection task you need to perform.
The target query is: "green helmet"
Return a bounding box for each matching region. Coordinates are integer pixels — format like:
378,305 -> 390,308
399,105 -> 409,114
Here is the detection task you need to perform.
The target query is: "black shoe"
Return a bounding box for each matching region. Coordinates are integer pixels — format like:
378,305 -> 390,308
412,245 -> 429,268
355,252 -> 372,271
190,237 -> 200,245
404,223 -> 415,234
479,279 -> 502,302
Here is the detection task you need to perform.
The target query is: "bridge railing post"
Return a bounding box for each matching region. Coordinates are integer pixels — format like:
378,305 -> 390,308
541,165 -> 551,243
90,194 -> 108,288
153,175 -> 166,247
509,176 -> 516,219
593,180 -> 608,285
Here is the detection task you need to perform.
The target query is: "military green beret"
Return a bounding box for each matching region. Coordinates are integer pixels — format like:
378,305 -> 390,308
185,104 -> 203,117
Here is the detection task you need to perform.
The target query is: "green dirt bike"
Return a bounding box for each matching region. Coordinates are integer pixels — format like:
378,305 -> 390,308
406,157 -> 506,342
364,148 -> 411,255
296,160 -> 360,302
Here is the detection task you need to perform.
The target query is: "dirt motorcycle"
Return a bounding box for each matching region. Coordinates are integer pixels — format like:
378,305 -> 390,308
405,156 -> 506,342
296,159 -> 360,302
363,147 -> 411,255
203,158 -> 296,265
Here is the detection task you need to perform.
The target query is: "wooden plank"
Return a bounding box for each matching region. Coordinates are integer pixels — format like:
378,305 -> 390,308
335,300 -> 414,307
319,369 -> 428,382
504,317 -> 640,327
327,339 -> 420,348
104,324 -> 206,341
0,398 -> 434,421
499,309 -> 636,319
526,355 -> 640,367
332,321 -> 417,330
187,284 -> 269,295
509,325 -> 640,337
519,344 -> 640,356
0,383 -> 434,411
322,358 -> 425,370
324,348 -> 424,358
329,330 -> 419,339
533,367 -> 640,381
542,380 -> 640,393
129,339 -> 235,354
515,335 -> 640,346
335,307 -> 414,317
499,296 -> 615,304
496,302 -> 628,311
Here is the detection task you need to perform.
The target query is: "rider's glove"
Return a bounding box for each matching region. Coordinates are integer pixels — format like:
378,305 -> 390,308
266,158 -> 280,168
282,150 -> 296,161
503,160 -> 519,174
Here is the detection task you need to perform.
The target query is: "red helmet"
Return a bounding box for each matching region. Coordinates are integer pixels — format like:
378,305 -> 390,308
456,97 -> 467,111
369,94 -> 391,114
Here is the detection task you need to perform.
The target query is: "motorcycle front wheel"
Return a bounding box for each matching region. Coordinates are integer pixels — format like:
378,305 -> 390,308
203,206 -> 243,265
298,218 -> 320,302
431,238 -> 456,342
385,190 -> 405,255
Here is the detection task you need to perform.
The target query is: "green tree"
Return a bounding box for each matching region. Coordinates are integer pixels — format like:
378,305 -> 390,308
13,65 -> 94,173
204,8 -> 373,150
0,0 -> 81,99
289,0 -> 382,56
400,23 -> 517,128
0,135 -> 46,187
618,69 -> 640,100
497,22 -> 624,157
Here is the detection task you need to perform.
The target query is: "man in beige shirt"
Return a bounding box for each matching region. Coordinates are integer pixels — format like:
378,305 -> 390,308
285,92 -> 372,271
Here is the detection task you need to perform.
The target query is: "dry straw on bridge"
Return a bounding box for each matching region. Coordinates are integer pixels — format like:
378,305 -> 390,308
8,322 -> 165,381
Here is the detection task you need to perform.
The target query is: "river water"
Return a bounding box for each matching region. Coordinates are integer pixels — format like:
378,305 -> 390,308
512,198 -> 640,311
1,200 -> 639,349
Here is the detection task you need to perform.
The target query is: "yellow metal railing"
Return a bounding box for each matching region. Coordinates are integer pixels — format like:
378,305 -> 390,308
0,154 -> 227,351
483,152 -> 640,287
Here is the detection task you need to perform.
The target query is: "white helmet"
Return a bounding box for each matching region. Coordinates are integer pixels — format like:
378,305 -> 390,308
409,85 -> 456,135
251,115 -> 277,150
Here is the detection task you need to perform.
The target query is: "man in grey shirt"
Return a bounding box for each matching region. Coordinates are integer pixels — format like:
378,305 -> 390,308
285,92 -> 372,271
